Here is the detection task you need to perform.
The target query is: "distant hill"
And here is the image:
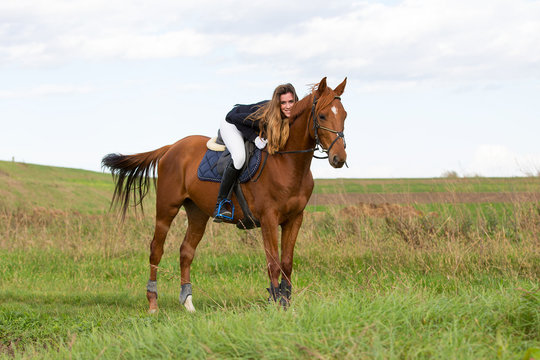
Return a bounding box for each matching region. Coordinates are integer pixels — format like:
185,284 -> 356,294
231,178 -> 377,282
2,161 -> 539,213
0,161 -> 119,214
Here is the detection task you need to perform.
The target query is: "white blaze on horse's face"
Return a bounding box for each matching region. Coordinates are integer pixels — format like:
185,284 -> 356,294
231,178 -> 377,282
322,97 -> 347,169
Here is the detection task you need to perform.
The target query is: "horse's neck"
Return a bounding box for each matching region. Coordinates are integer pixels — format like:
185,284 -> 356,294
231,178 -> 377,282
280,110 -> 315,174
286,109 -> 314,151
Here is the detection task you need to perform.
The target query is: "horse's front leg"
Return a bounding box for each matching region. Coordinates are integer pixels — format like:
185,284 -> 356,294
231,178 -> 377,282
260,214 -> 280,302
279,212 -> 304,307
179,201 -> 209,313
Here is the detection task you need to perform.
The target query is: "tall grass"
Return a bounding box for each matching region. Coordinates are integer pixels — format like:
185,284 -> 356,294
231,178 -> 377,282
1,199 -> 538,359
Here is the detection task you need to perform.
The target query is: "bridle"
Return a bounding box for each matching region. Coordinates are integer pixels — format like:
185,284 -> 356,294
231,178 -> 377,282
277,94 -> 346,159
252,93 -> 347,182
310,95 -> 346,159
251,95 -> 349,182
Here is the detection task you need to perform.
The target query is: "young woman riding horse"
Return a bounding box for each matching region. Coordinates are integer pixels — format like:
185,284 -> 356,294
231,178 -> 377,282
214,83 -> 298,221
102,77 -> 347,313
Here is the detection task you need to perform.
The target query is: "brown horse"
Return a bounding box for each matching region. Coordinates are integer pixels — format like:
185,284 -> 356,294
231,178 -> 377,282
102,77 -> 348,313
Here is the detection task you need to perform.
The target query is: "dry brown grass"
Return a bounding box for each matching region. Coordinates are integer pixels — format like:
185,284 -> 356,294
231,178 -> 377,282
301,202 -> 540,282
339,202 -> 424,218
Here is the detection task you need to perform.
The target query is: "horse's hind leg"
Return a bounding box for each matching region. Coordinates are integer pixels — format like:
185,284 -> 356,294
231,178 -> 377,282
147,201 -> 182,313
179,200 -> 209,313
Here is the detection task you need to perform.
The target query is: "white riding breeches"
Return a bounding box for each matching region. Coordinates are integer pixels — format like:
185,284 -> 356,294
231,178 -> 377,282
220,119 -> 246,170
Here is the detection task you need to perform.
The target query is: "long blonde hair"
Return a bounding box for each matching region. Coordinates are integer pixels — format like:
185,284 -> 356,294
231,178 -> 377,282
247,83 -> 298,154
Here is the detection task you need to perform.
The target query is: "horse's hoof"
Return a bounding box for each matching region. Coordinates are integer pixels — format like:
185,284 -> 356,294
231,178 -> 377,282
279,297 -> 290,309
147,290 -> 159,314
183,295 -> 196,313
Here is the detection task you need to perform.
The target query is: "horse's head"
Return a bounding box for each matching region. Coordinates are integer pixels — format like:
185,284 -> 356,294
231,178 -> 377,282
312,77 -> 348,168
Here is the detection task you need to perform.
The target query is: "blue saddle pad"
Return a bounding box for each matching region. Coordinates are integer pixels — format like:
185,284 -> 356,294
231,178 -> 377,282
197,149 -> 262,183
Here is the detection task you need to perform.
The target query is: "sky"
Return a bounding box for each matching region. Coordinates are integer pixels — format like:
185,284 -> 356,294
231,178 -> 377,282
1,0 -> 540,178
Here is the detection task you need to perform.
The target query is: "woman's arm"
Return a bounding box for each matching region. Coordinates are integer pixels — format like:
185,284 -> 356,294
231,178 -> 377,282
225,101 -> 267,129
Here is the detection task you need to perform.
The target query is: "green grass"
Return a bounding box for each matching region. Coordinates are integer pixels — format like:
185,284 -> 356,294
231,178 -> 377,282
1,162 -> 539,359
2,206 -> 538,359
3,278 -> 537,359
1,233 -> 538,359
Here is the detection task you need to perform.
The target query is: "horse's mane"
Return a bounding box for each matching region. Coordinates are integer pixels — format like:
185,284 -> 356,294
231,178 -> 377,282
288,93 -> 312,123
289,83 -> 337,125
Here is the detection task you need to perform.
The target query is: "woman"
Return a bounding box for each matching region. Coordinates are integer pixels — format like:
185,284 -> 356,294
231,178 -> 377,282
213,83 -> 298,222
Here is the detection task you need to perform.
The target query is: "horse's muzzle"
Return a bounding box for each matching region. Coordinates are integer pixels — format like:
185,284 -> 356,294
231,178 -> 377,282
330,154 -> 346,168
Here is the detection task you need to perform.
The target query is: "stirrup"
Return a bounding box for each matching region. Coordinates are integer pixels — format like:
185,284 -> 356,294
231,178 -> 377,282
214,199 -> 234,221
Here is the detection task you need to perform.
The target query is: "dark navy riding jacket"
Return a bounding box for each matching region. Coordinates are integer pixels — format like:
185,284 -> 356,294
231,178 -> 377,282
225,100 -> 268,142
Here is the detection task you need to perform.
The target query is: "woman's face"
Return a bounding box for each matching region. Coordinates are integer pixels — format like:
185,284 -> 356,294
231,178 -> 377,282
279,92 -> 295,118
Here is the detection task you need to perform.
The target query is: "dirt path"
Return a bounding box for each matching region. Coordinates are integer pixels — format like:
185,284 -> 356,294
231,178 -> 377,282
308,192 -> 540,205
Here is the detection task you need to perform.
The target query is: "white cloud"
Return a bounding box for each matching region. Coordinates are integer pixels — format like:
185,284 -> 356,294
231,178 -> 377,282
61,30 -> 216,60
0,84 -> 95,98
0,0 -> 215,65
466,145 -> 540,177
2,0 -> 539,89
234,0 -> 540,85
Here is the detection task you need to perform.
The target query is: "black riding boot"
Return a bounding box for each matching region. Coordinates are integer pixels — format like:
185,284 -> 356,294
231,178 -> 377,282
213,163 -> 241,222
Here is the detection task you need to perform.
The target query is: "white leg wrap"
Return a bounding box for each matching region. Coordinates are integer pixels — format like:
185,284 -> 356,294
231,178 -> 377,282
179,283 -> 196,313
184,295 -> 196,313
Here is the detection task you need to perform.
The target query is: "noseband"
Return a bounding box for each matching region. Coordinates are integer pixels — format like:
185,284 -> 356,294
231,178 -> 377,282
310,95 -> 346,159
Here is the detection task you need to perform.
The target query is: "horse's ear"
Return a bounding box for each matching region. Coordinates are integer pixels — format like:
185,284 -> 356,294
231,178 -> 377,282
334,77 -> 347,96
317,77 -> 327,95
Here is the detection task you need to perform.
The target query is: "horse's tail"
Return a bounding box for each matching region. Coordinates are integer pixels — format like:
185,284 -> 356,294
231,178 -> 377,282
102,145 -> 172,218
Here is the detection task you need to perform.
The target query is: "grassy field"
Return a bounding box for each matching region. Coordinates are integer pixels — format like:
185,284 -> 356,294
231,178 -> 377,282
0,161 -> 539,359
313,177 -> 540,194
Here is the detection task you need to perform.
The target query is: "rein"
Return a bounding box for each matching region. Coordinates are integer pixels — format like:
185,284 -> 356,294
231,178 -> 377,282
252,94 -> 347,182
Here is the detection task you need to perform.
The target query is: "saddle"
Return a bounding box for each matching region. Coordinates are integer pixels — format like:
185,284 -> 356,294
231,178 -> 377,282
197,132 -> 261,230
198,132 -> 262,183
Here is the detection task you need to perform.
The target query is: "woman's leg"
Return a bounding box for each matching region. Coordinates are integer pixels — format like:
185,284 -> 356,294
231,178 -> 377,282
219,120 -> 246,170
213,120 -> 245,221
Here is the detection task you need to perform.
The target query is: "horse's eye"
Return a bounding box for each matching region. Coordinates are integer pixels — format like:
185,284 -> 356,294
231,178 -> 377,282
319,114 -> 326,121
